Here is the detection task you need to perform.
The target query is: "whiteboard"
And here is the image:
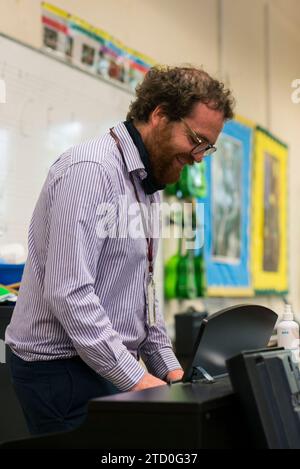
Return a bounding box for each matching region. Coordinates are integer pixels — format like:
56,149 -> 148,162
0,33 -> 133,250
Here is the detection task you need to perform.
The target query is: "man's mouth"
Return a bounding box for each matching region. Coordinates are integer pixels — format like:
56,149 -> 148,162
176,156 -> 188,168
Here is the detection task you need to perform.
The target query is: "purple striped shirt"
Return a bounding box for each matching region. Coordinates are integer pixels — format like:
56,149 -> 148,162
5,122 -> 181,391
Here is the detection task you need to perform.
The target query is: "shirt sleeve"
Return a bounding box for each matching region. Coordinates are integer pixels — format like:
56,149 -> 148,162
139,298 -> 183,379
43,161 -> 145,391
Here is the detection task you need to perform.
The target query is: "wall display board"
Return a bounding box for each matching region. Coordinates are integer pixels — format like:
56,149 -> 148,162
204,119 -> 254,297
41,2 -> 154,92
252,127 -> 288,294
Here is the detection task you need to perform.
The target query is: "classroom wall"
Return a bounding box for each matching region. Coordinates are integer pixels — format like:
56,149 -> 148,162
0,0 -> 300,319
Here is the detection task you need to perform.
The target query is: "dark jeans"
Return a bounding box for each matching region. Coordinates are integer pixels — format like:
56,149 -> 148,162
8,350 -> 119,436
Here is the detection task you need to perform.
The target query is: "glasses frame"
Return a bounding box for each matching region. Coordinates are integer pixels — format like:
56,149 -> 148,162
180,118 -> 217,158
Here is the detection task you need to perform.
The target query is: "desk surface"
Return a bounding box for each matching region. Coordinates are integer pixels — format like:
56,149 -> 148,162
89,377 -> 234,413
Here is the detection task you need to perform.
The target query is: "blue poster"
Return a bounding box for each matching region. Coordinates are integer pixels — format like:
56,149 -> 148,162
203,119 -> 253,296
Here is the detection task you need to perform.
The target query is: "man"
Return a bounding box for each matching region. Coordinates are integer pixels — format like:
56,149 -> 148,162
6,66 -> 234,435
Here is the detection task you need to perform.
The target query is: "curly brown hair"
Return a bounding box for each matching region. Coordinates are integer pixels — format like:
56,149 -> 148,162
127,65 -> 235,122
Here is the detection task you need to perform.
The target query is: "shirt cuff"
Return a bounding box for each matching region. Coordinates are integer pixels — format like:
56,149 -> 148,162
143,347 -> 182,380
99,350 -> 146,392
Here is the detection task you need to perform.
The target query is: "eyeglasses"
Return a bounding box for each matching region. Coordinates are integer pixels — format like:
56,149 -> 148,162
180,118 -> 217,158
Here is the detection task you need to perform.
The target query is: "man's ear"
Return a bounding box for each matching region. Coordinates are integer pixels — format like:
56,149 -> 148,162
149,105 -> 168,128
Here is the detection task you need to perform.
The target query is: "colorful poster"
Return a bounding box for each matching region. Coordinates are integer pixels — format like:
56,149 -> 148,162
203,118 -> 254,297
41,3 -> 70,56
41,2 -> 154,92
211,135 -> 243,263
252,127 -> 288,294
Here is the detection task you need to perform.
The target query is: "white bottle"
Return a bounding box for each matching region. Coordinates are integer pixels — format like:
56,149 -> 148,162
277,304 -> 300,365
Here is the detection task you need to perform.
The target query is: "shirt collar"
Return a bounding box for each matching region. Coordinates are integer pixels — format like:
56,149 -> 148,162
110,121 -> 165,195
124,120 -> 166,195
111,122 -> 146,175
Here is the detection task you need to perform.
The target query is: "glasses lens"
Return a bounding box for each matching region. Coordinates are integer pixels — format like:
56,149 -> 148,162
203,147 -> 217,157
192,144 -> 216,157
191,143 -> 208,155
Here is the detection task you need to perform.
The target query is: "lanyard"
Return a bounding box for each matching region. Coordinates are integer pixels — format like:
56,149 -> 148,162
109,128 -> 154,275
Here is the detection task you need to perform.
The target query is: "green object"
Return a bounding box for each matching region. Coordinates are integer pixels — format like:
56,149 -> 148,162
164,182 -> 178,197
164,204 -> 183,300
164,197 -> 203,300
0,285 -> 11,297
176,213 -> 198,300
178,163 -> 207,199
178,166 -> 189,198
0,284 -> 17,303
164,238 -> 181,300
177,246 -> 197,299
194,253 -> 206,297
165,162 -> 206,200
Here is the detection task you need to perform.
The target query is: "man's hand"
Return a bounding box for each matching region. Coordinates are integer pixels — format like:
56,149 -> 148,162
165,368 -> 184,383
130,373 -> 167,392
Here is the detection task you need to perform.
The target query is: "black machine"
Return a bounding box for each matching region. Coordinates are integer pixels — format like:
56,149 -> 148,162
182,304 -> 278,383
227,348 -> 300,449
175,307 -> 208,368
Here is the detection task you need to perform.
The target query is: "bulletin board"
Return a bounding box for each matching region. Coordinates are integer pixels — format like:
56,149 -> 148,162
252,127 -> 288,294
204,118 -> 254,297
41,2 -> 154,92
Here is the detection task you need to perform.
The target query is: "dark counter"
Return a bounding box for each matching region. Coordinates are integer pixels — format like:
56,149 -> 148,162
1,376 -> 253,449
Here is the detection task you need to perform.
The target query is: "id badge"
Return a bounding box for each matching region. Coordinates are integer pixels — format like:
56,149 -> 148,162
147,274 -> 157,326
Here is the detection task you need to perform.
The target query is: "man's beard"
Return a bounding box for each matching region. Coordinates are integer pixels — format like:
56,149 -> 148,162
144,122 -> 192,185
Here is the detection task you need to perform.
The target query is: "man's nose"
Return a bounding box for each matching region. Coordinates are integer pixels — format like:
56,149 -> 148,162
192,152 -> 204,164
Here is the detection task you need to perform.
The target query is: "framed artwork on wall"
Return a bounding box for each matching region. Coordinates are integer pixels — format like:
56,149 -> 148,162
252,127 -> 288,294
204,118 -> 254,297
